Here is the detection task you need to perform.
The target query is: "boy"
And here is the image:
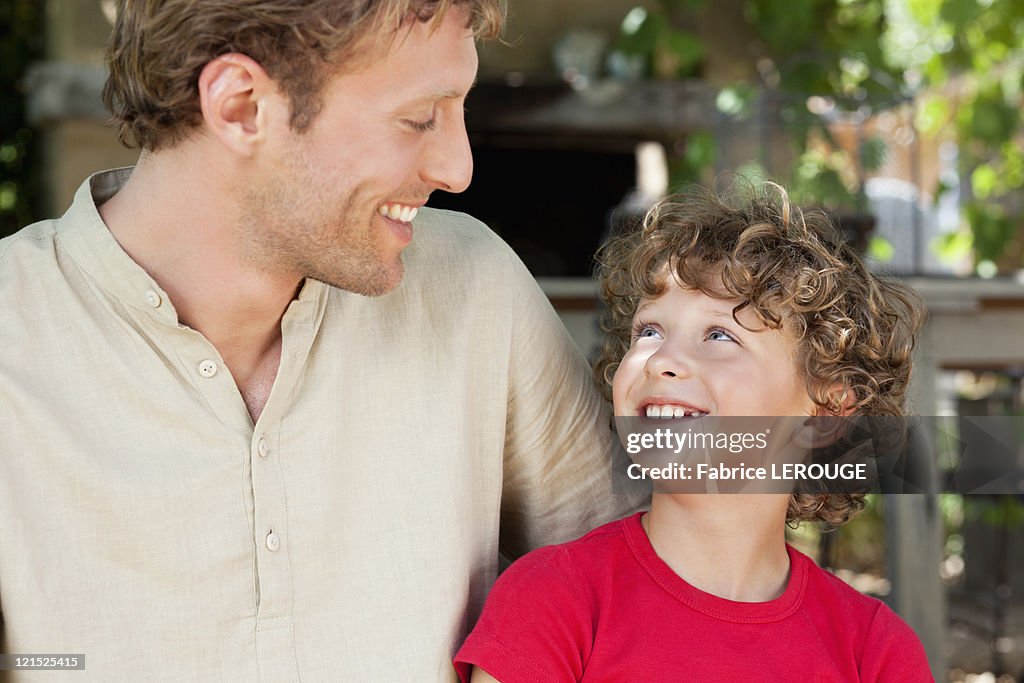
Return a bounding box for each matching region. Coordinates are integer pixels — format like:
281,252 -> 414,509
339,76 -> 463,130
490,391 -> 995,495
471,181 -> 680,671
454,183 -> 932,681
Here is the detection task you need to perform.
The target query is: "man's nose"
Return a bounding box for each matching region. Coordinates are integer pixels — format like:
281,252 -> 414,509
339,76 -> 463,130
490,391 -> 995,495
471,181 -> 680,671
421,112 -> 473,193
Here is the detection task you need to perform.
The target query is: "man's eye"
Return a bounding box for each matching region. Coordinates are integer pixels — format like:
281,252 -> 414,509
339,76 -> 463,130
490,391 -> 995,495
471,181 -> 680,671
407,118 -> 437,133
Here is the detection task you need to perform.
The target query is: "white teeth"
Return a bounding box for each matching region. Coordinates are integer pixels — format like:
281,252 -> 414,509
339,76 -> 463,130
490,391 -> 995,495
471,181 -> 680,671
644,404 -> 707,418
380,203 -> 419,223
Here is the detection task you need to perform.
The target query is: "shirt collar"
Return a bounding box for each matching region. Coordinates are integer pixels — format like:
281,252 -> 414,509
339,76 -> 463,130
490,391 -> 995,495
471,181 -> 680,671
56,167 -> 328,326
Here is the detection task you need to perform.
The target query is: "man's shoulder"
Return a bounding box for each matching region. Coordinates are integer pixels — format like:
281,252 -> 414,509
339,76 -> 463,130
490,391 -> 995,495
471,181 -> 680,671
0,219 -> 62,291
0,220 -> 59,263
393,206 -> 537,301
407,207 -> 512,264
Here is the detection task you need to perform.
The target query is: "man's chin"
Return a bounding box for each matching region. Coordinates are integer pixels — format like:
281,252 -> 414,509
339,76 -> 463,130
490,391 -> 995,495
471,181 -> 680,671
312,259 -> 405,297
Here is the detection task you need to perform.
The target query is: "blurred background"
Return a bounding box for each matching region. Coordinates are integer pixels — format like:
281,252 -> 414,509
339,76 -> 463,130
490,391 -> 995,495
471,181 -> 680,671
3,1 -> 1024,680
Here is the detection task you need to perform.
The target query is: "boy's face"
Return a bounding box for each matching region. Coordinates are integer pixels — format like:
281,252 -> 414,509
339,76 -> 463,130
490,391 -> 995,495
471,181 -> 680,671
612,277 -> 817,419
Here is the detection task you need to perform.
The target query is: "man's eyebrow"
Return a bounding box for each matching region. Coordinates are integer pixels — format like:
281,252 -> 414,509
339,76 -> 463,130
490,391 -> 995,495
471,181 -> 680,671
427,74 -> 479,101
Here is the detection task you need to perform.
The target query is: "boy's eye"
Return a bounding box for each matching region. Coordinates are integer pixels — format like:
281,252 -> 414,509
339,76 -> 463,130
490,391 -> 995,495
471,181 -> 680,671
631,321 -> 662,341
705,327 -> 735,343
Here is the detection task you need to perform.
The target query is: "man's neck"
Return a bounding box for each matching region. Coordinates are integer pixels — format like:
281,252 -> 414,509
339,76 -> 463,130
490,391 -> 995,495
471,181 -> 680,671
643,493 -> 792,602
98,149 -> 301,408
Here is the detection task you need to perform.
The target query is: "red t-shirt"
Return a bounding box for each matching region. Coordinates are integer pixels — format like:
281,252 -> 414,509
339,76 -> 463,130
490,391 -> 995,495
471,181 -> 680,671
455,513 -> 932,682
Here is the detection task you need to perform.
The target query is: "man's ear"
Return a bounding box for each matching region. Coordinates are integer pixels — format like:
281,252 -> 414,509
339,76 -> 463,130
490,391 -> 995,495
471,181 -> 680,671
197,53 -> 276,156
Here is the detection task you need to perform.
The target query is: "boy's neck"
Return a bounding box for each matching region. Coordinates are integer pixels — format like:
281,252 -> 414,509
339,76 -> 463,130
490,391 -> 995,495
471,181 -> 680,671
643,493 -> 792,602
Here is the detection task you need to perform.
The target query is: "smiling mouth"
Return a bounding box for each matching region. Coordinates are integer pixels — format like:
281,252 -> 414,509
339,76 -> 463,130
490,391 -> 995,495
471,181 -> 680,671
643,404 -> 709,419
378,202 -> 419,223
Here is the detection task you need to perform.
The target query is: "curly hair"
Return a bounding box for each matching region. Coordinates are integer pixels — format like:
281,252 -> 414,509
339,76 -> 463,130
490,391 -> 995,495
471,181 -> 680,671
594,181 -> 925,528
102,0 -> 506,151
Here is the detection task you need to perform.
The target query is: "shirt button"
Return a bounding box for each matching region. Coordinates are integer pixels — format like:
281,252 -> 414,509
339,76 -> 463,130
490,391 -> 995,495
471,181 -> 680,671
198,360 -> 218,378
144,289 -> 162,308
257,438 -> 269,458
265,531 -> 280,552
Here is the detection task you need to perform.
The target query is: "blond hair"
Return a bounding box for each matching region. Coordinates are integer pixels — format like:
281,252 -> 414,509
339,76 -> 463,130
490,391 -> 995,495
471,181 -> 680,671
595,181 -> 925,526
102,0 -> 506,150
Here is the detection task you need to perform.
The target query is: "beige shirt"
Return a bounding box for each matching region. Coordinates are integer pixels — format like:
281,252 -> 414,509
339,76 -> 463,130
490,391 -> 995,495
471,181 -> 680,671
0,169 -> 646,682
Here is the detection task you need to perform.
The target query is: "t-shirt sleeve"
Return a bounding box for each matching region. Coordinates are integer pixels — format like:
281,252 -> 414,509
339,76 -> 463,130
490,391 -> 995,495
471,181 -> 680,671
495,242 -> 649,558
454,545 -> 592,683
859,602 -> 934,682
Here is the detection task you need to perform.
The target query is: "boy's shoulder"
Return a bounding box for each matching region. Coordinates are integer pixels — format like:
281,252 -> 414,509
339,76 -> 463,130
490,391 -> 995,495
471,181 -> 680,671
484,514 -> 645,611
797,547 -> 928,660
799,549 -> 888,621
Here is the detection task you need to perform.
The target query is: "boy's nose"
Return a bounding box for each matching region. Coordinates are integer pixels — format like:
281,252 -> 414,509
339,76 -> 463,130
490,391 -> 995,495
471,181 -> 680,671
644,344 -> 693,380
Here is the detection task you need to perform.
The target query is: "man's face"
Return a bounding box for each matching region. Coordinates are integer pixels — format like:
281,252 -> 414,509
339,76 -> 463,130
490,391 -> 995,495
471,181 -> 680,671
612,278 -> 817,419
243,7 -> 479,295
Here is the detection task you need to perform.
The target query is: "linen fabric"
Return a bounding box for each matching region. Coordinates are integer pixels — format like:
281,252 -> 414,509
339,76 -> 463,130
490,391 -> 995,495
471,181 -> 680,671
455,513 -> 932,682
0,169 -> 646,682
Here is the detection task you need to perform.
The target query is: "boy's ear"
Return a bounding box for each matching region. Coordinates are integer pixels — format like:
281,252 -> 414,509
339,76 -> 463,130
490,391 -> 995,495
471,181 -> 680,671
824,384 -> 858,417
790,385 -> 857,449
197,53 -> 275,156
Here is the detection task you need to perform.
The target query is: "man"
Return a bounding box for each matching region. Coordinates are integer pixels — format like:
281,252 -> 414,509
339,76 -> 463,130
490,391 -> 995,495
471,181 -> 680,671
0,1 -> 645,680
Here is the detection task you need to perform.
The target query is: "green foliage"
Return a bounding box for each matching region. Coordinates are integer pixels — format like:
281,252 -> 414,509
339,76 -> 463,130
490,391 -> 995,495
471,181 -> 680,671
887,0 -> 1024,269
616,0 -> 1024,266
715,85 -> 757,119
868,235 -> 894,262
613,3 -> 704,80
790,147 -> 858,208
933,230 -> 973,265
964,496 -> 1024,529
965,201 -> 1015,264
667,131 -> 716,188
668,131 -> 717,188
0,0 -> 45,237
859,135 -> 887,173
749,0 -> 902,101
617,0 -> 911,219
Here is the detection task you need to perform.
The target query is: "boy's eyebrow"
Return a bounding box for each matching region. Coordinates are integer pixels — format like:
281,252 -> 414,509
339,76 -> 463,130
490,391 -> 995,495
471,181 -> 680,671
633,301 -> 739,324
635,301 -> 654,315
707,308 -> 737,319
